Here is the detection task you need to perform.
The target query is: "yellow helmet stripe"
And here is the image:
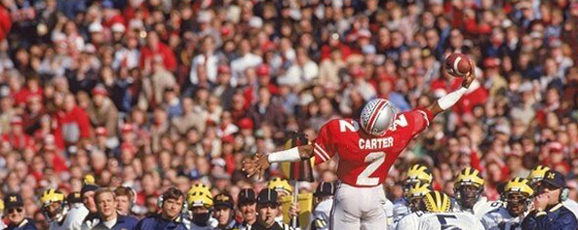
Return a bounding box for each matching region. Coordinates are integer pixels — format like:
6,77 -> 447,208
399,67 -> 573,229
424,193 -> 434,211
434,191 -> 441,211
442,192 -> 449,211
41,189 -> 65,204
505,177 -> 534,196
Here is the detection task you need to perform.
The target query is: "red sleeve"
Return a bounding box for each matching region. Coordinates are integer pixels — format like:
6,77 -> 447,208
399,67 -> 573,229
0,6 -> 11,42
312,121 -> 337,165
243,87 -> 254,108
501,165 -> 510,179
340,44 -> 352,60
161,44 -> 177,71
405,109 -> 432,137
470,151 -> 483,172
76,109 -> 92,138
139,47 -> 151,68
319,45 -> 331,61
52,154 -> 69,173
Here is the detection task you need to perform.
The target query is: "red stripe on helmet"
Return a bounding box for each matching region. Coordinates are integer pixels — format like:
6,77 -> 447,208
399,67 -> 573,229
366,100 -> 387,134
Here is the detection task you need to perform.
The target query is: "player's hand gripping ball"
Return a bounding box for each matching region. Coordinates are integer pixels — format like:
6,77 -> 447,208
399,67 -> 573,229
445,53 -> 471,77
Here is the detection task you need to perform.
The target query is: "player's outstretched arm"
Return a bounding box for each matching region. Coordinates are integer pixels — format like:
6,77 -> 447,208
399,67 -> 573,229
243,145 -> 313,179
428,58 -> 476,117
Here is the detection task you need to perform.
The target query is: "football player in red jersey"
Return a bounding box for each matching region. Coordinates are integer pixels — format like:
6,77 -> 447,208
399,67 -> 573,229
243,60 -> 476,230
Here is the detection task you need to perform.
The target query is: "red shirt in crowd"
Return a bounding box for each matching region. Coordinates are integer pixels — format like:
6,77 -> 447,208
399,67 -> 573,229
243,84 -> 279,107
45,150 -> 69,174
136,191 -> 159,207
54,106 -> 91,148
139,42 -> 177,72
1,132 -> 33,150
0,5 -> 10,42
319,43 -> 352,61
102,14 -> 126,28
122,3 -> 148,23
13,87 -> 43,106
11,89 -> 28,107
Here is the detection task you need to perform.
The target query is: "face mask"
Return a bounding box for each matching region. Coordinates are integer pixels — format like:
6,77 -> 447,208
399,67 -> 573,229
192,212 -> 210,226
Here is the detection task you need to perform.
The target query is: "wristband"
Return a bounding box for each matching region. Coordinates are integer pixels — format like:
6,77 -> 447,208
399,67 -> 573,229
437,87 -> 468,110
267,147 -> 301,163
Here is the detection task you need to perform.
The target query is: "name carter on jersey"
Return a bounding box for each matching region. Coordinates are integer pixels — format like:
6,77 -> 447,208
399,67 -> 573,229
359,137 -> 394,150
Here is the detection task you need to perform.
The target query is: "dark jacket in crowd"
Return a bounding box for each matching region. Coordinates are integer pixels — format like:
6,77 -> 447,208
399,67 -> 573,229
6,218 -> 38,230
134,213 -> 188,230
91,214 -> 138,230
522,203 -> 578,230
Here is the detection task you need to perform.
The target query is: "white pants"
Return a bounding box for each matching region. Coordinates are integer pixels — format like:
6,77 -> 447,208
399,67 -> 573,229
330,182 -> 387,230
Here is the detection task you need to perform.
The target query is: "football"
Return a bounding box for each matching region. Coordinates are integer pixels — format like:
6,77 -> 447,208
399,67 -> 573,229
445,53 -> 471,77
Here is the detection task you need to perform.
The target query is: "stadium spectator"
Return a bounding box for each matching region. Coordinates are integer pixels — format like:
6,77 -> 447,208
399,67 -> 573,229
134,187 -> 187,230
4,193 -> 37,230
522,170 -> 578,229
249,189 -> 294,230
89,188 -> 138,230
114,187 -> 135,217
237,188 -> 258,229
80,183 -> 100,230
87,86 -> 119,138
212,193 -> 239,229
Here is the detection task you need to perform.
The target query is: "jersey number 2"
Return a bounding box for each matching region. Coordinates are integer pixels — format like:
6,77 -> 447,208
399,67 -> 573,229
356,151 -> 386,186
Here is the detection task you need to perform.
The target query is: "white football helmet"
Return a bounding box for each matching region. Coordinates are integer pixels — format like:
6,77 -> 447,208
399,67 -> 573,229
360,99 -> 397,136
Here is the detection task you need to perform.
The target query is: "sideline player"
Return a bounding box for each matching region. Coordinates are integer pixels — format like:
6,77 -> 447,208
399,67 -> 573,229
185,184 -> 218,230
396,191 -> 485,230
481,177 -> 533,230
405,182 -> 433,213
452,167 -> 500,219
244,59 -> 477,229
390,181 -> 432,229
40,189 -> 88,230
392,164 -> 433,225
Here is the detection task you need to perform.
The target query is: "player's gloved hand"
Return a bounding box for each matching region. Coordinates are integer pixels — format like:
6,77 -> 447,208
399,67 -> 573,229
461,59 -> 476,88
242,153 -> 270,179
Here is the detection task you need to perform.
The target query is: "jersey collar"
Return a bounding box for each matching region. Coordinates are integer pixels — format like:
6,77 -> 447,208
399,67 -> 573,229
18,219 -> 29,228
549,203 -> 564,212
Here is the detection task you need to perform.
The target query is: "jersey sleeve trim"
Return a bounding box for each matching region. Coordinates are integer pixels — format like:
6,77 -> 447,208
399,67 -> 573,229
314,143 -> 330,162
417,109 -> 433,127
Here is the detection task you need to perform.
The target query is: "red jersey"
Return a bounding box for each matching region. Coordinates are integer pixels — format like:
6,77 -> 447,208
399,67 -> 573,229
313,109 -> 432,187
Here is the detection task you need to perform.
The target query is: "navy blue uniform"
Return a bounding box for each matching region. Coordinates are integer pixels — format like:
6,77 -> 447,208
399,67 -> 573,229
91,215 -> 138,230
6,219 -> 38,230
248,221 -> 294,230
522,203 -> 578,230
214,220 -> 242,230
134,214 -> 187,230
